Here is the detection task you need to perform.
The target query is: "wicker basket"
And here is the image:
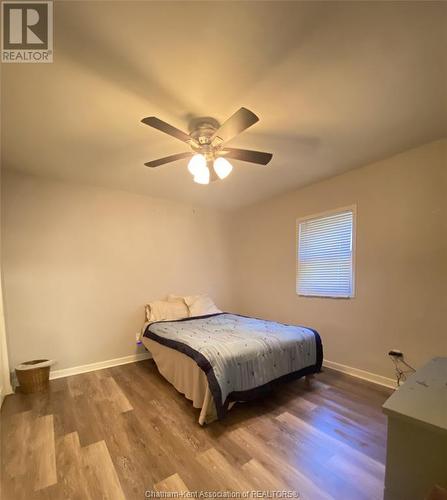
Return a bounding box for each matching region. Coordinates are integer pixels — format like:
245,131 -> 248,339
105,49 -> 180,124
16,359 -> 51,393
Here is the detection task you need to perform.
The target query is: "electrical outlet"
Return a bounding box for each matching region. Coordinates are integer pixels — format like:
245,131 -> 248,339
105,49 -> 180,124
388,349 -> 403,358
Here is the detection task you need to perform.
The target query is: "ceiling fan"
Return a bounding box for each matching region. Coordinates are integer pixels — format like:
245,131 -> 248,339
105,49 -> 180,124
141,107 -> 273,184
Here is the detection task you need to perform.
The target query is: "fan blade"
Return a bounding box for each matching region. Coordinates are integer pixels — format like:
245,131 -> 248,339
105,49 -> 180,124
144,152 -> 192,168
221,148 -> 273,165
211,108 -> 259,145
141,117 -> 192,143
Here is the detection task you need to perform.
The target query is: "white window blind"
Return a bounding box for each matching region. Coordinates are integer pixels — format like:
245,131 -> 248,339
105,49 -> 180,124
297,209 -> 355,298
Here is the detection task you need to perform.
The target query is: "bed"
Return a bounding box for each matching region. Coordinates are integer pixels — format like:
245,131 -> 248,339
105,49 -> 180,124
142,312 -> 323,425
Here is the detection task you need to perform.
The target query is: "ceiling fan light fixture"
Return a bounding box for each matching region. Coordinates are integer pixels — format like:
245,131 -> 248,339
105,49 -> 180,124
187,154 -> 207,176
193,166 -> 210,185
141,108 -> 273,181
213,157 -> 233,180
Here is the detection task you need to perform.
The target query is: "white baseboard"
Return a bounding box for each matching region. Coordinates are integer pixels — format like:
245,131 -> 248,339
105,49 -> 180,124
323,359 -> 396,389
48,352 -> 394,390
50,352 -> 152,380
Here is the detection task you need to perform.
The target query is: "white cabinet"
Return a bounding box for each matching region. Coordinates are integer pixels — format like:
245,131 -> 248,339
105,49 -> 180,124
382,357 -> 447,500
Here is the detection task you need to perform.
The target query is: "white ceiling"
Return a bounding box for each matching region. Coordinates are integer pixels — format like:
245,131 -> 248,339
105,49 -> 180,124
2,1 -> 446,210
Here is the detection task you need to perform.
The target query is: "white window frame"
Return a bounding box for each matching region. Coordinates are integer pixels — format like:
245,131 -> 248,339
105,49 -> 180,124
296,205 -> 357,299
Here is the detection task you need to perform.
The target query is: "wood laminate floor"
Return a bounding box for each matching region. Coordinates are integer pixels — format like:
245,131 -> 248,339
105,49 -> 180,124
1,360 -> 392,500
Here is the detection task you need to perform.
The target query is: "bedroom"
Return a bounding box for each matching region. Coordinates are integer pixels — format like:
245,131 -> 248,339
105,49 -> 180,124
0,1 -> 446,499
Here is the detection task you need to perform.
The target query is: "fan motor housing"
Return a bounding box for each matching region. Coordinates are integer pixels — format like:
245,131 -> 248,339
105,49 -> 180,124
188,117 -> 220,145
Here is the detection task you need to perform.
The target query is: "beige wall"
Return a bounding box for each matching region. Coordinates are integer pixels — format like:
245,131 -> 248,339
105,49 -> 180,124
1,140 -> 446,379
230,139 -> 446,378
1,171 -> 233,371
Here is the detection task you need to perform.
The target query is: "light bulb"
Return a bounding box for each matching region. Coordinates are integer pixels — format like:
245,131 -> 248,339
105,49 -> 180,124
188,154 -> 207,176
193,166 -> 210,185
213,157 -> 233,179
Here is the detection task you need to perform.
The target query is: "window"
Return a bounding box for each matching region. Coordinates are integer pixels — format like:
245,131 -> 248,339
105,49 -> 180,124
297,207 -> 355,298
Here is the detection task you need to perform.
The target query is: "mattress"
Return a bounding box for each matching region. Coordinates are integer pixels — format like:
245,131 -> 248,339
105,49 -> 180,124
143,313 -> 323,424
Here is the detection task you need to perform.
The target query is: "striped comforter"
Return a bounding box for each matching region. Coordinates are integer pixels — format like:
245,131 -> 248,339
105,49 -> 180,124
144,313 -> 323,419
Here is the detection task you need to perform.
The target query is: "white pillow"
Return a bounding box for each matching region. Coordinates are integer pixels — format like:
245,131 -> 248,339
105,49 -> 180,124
183,294 -> 221,317
145,299 -> 189,322
167,294 -> 185,304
